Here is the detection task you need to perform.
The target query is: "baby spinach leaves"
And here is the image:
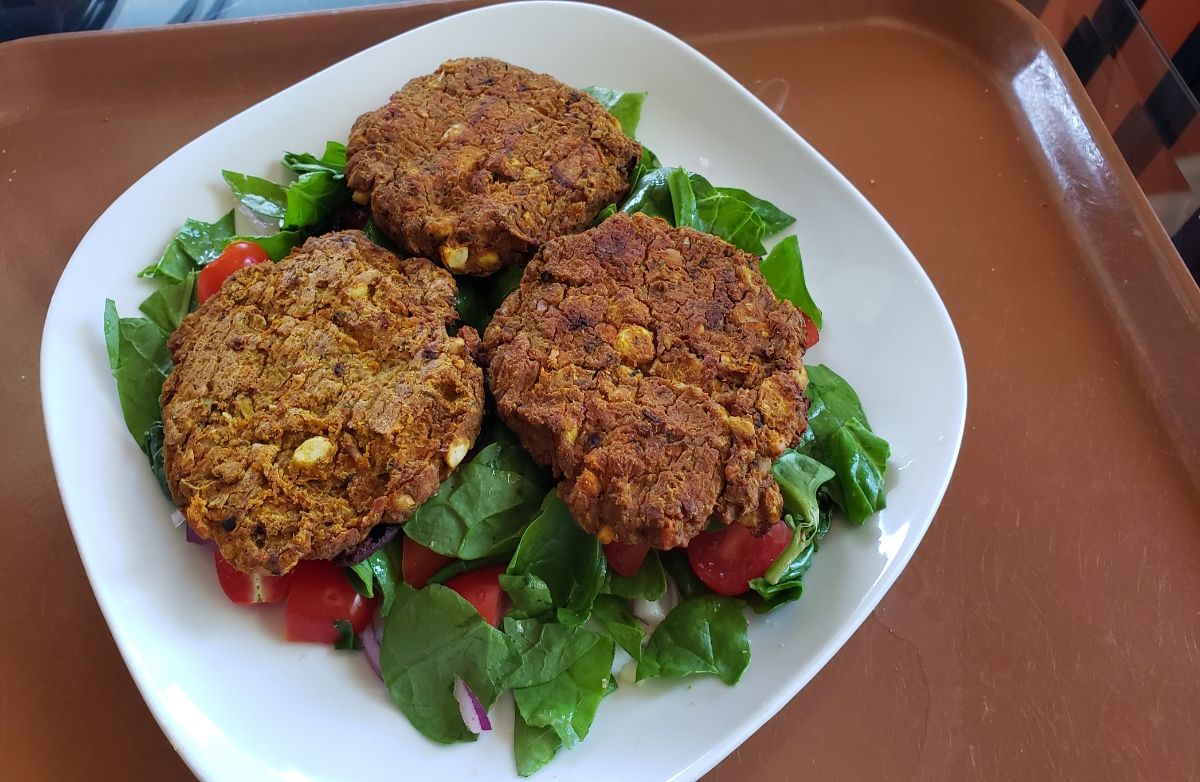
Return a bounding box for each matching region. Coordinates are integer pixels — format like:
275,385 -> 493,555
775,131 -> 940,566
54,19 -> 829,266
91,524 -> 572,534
582,87 -> 646,137
139,213 -> 235,282
799,365 -> 890,523
760,235 -> 822,328
380,584 -> 516,744
404,440 -> 551,560
500,493 -> 606,625
637,595 -> 750,685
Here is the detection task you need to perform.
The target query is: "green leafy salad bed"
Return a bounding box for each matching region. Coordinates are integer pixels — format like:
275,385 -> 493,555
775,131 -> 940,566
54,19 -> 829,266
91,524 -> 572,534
103,87 -> 889,776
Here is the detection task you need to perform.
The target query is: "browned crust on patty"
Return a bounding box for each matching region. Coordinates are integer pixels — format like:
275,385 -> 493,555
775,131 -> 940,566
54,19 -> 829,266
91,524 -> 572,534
345,57 -> 641,275
161,230 -> 484,574
483,213 -> 810,549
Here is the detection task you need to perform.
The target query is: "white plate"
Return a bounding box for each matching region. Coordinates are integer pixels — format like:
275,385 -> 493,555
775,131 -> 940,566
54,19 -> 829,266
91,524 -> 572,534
41,3 -> 966,780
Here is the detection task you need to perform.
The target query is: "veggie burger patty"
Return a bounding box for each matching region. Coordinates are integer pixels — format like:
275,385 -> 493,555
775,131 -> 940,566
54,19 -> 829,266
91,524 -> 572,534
161,230 -> 485,575
484,212 -> 812,549
346,57 -> 641,275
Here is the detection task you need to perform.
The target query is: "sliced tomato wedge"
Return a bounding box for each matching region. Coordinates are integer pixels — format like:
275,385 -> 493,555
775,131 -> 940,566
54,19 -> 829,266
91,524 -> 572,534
197,240 -> 270,303
685,522 -> 792,596
284,560 -> 376,643
604,541 -> 650,578
444,565 -> 508,627
801,312 -> 820,349
214,549 -> 293,604
402,536 -> 453,589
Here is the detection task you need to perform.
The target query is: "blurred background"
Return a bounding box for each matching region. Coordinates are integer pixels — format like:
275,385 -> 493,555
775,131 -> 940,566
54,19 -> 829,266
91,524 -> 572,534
1,0 -> 1196,277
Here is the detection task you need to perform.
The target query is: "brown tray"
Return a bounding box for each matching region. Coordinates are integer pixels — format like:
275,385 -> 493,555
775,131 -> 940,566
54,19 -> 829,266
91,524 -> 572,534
4,0 -> 1200,779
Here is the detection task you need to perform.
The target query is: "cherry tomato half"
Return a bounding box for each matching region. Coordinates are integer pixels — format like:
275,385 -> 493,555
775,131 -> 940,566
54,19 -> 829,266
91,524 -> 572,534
444,565 -> 508,627
284,560 -> 376,644
801,312 -> 820,349
604,541 -> 650,578
402,536 -> 454,589
685,522 -> 792,596
214,549 -> 293,605
197,241 -> 270,303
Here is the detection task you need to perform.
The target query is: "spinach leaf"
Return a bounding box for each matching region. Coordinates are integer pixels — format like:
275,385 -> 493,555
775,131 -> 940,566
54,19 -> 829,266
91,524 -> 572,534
454,277 -> 493,333
283,170 -> 347,229
499,571 -> 556,619
500,493 -> 606,625
380,583 -> 516,744
404,440 -> 550,560
716,187 -> 795,235
333,619 -> 363,651
143,422 -> 172,501
454,265 -> 525,333
634,146 -> 661,178
175,213 -> 237,266
346,542 -> 402,617
363,219 -> 397,251
512,629 -> 614,749
282,141 -> 346,176
667,167 -> 700,228
141,241 -> 194,284
137,271 -> 195,333
749,504 -> 832,613
493,264 -> 525,301
598,145 -> 664,228
226,150 -> 348,231
591,594 -> 646,660
346,562 -> 374,597
800,365 -> 890,523
688,173 -> 772,255
637,595 -> 749,685
103,300 -> 171,451
618,167 -> 675,221
221,170 -> 287,222
583,87 -> 647,137
605,550 -> 666,601
763,515 -> 811,589
804,364 -> 871,432
661,549 -> 709,600
514,710 -> 562,777
619,167 -> 788,255
139,212 -> 235,281
760,235 -> 822,328
504,619 -> 615,769
593,203 -> 618,225
503,619 -> 601,688
824,418 -> 889,523
772,450 -> 835,530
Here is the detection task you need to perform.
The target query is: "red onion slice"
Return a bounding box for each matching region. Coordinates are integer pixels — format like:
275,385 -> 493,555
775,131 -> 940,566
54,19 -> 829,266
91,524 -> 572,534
362,616 -> 383,682
183,522 -> 215,549
170,510 -> 186,528
453,676 -> 491,733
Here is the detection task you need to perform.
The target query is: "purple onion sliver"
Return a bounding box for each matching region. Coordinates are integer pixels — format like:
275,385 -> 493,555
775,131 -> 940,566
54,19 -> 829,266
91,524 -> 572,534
184,523 -> 214,548
170,509 -> 186,528
361,617 -> 383,682
453,676 -> 491,733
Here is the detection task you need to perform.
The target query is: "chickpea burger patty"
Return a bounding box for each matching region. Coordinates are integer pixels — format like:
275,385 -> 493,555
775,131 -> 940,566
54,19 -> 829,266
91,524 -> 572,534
483,212 -> 812,549
161,230 -> 485,574
346,57 -> 641,275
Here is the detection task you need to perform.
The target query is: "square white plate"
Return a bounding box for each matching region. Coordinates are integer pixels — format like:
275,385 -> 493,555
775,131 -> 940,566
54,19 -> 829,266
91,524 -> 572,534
41,3 -> 966,780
